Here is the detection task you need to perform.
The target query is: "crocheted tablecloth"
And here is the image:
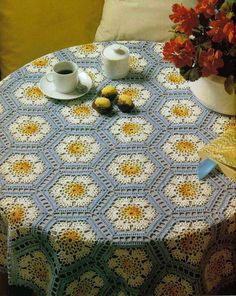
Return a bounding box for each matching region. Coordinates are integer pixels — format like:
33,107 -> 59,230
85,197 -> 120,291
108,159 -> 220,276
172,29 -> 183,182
0,41 -> 235,296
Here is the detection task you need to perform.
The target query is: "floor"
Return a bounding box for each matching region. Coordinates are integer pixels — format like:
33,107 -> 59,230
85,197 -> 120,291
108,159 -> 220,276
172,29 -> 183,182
0,273 -> 34,296
218,282 -> 236,295
0,272 -> 236,295
2,286 -> 34,296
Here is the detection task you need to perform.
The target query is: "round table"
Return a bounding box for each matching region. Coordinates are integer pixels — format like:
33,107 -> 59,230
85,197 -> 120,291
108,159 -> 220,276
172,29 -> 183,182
0,41 -> 235,296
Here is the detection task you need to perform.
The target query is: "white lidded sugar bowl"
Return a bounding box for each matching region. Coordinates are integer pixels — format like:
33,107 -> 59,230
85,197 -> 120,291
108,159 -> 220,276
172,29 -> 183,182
102,44 -> 130,79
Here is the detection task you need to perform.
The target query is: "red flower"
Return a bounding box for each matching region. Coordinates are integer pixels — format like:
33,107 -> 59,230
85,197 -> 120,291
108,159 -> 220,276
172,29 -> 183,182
199,48 -> 224,76
223,21 -> 236,45
207,12 -> 229,42
208,12 -> 236,44
163,36 -> 195,68
170,4 -> 199,35
195,0 -> 218,18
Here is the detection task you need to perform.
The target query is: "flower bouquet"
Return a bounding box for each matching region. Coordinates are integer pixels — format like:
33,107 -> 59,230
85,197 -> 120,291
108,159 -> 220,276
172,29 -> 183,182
163,0 -> 236,95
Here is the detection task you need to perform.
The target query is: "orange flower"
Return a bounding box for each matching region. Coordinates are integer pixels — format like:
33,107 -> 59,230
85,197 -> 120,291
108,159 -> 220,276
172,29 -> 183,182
163,36 -> 195,68
170,3 -> 199,35
223,21 -> 236,45
207,12 -> 230,43
199,48 -> 224,77
195,0 -> 218,18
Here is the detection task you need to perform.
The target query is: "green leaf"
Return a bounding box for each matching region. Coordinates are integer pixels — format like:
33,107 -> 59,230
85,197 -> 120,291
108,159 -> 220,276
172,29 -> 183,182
220,0 -> 235,14
180,67 -> 201,81
229,47 -> 236,57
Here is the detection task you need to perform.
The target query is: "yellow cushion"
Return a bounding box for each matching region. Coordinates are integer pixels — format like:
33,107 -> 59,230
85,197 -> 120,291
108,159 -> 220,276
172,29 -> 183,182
95,0 -> 196,42
199,126 -> 236,181
0,0 -> 104,78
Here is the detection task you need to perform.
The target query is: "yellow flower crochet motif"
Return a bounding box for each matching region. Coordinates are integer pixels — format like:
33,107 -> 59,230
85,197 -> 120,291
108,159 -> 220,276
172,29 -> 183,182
0,197 -> 39,238
155,274 -> 194,296
120,162 -> 142,177
160,99 -> 202,124
72,105 -> 92,116
49,221 -> 96,264
55,135 -> 100,163
80,44 -> 97,53
175,140 -> 195,153
165,221 -> 211,265
0,154 -> 44,183
164,175 -> 212,207
67,142 -> 86,156
26,53 -> 58,73
26,87 -> 43,98
49,175 -> 100,208
8,115 -> 51,142
108,248 -> 152,287
204,249 -> 234,292
167,73 -> 186,85
8,206 -> 25,224
122,205 -> 143,219
122,122 -> 141,135
157,68 -> 189,89
162,134 -> 204,163
31,57 -> 49,67
19,251 -> 52,291
60,100 -> 99,125
65,183 -> 85,198
108,154 -> 155,184
12,160 -> 32,175
171,105 -> 191,117
65,271 -> 104,296
106,197 -> 157,231
110,117 -> 154,143
14,83 -> 48,105
69,43 -> 104,58
20,122 -> 39,135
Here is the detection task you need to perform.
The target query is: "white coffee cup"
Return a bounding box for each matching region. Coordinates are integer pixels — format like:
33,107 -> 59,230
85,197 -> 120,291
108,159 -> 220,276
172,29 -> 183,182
46,61 -> 79,93
102,44 -> 130,79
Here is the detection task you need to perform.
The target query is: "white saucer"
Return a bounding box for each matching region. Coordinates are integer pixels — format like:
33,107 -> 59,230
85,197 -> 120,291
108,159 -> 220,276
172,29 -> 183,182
39,71 -> 92,100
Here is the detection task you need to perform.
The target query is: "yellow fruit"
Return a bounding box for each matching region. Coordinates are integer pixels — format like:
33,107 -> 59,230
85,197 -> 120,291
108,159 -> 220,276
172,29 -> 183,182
94,97 -> 111,108
118,94 -> 133,106
101,85 -> 117,97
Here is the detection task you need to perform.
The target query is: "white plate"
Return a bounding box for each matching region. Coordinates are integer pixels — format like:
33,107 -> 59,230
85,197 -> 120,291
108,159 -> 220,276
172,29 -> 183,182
39,71 -> 92,100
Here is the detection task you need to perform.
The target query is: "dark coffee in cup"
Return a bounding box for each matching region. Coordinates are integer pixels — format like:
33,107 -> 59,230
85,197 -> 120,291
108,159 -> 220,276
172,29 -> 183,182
46,61 -> 79,93
57,69 -> 73,75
